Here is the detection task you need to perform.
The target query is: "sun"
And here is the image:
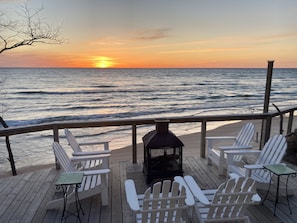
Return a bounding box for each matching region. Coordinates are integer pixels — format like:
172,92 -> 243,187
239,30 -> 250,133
93,56 -> 114,68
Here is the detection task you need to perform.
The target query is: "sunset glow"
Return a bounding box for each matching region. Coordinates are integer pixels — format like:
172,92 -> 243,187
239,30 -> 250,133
93,57 -> 115,68
0,0 -> 296,68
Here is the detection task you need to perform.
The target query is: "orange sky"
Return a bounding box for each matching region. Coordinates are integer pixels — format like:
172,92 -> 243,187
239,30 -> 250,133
0,0 -> 297,68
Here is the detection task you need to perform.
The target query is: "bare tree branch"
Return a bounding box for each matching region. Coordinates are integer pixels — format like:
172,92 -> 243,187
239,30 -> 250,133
0,2 -> 64,54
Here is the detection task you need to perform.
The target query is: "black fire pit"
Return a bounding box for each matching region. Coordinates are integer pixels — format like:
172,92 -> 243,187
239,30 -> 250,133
142,120 -> 184,184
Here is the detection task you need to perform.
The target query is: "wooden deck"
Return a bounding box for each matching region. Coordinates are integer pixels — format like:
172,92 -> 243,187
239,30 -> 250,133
1,156 -> 297,223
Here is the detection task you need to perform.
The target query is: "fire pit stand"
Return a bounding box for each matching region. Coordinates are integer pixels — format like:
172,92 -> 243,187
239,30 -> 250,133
142,120 -> 184,184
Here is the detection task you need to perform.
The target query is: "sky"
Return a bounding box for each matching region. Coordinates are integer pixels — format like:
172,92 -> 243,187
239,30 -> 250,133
0,0 -> 296,68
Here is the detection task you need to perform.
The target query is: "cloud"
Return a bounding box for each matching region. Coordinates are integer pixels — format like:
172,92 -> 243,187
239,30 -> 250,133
89,37 -> 125,46
160,47 -> 249,55
132,27 -> 171,41
256,32 -> 297,42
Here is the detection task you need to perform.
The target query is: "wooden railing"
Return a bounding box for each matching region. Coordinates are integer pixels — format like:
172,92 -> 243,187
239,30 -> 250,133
0,106 -> 296,175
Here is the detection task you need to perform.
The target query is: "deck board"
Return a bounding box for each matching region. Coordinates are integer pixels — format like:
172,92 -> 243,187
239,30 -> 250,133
0,156 -> 296,223
1,173 -> 33,221
17,168 -> 55,223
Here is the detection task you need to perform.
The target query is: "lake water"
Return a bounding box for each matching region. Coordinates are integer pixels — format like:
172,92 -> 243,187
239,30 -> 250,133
0,68 -> 296,172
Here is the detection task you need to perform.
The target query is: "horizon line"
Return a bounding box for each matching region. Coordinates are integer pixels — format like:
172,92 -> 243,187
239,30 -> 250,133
1,67 -> 296,69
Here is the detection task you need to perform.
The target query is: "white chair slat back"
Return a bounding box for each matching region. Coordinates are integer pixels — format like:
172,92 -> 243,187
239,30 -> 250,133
53,142 -> 77,173
208,177 -> 257,220
233,123 -> 255,162
139,180 -> 187,223
253,134 -> 287,182
65,129 -> 82,153
235,123 -> 255,146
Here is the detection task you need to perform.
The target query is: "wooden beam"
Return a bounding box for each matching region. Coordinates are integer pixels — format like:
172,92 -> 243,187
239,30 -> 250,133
200,120 -> 207,158
261,61 -> 274,147
132,124 -> 137,163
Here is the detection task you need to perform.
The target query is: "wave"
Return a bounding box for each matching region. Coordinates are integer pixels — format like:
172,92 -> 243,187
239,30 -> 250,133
16,90 -> 109,95
15,88 -> 158,95
4,114 -> 107,127
92,84 -> 117,88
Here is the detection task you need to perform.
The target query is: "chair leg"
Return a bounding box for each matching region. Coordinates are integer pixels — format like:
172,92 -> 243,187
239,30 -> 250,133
101,174 -> 109,206
218,150 -> 225,175
46,191 -> 76,209
207,141 -> 213,165
207,157 -> 212,165
101,187 -> 109,206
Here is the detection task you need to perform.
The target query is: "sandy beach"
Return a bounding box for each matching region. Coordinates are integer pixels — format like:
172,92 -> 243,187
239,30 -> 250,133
110,117 -> 289,162
1,116 -> 293,178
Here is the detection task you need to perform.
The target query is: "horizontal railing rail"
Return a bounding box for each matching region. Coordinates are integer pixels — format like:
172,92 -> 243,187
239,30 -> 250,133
0,106 -> 296,175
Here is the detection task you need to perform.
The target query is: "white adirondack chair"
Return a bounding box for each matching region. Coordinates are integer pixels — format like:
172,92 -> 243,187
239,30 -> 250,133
225,134 -> 287,188
47,142 -> 110,209
125,179 -> 193,223
181,175 -> 260,223
207,123 -> 255,175
65,128 -> 111,169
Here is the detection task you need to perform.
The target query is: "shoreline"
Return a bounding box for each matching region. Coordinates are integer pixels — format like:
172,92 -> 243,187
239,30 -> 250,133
0,116 -> 293,178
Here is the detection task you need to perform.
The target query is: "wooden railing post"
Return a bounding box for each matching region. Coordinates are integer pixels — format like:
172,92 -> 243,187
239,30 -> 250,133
260,117 -> 272,149
287,110 -> 294,134
260,60 -> 274,148
200,120 -> 207,158
53,125 -> 60,169
132,124 -> 137,164
53,125 -> 59,142
0,117 -> 17,176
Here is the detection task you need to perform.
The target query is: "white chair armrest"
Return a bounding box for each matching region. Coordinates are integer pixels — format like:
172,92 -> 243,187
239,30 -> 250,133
243,164 -> 264,177
79,141 -> 109,146
70,153 -> 110,163
206,136 -> 236,141
79,141 -> 110,150
174,176 -> 195,206
184,175 -> 210,205
224,149 -> 261,155
206,136 -> 236,146
125,179 -> 140,211
82,168 -> 110,176
219,145 -> 253,151
72,150 -> 111,156
244,164 -> 264,170
225,150 -> 260,166
79,141 -> 110,146
206,136 -> 237,153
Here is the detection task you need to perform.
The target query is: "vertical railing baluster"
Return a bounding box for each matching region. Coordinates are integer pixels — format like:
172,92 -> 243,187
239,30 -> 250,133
287,110 -> 294,135
132,124 -> 137,164
53,125 -> 60,170
201,120 -> 207,158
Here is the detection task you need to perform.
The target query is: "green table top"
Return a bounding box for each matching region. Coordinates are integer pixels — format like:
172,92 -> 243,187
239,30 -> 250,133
263,164 -> 297,176
56,172 -> 84,185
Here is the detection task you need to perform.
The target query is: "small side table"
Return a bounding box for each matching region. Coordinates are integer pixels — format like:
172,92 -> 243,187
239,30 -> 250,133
56,172 -> 84,222
263,164 -> 297,216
